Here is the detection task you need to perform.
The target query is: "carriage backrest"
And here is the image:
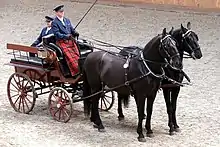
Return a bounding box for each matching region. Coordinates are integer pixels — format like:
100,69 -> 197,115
42,35 -> 64,59
7,43 -> 38,53
6,43 -> 50,67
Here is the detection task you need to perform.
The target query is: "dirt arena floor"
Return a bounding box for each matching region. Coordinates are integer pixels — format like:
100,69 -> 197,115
0,0 -> 220,146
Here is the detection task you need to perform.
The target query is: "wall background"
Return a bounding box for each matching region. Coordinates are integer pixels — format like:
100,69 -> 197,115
108,0 -> 220,9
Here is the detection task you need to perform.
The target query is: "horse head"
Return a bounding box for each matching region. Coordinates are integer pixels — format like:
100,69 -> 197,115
179,22 -> 202,59
159,28 -> 182,69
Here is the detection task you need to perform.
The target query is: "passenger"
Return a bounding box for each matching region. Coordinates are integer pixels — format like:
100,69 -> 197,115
51,5 -> 80,77
30,16 -> 54,57
31,16 -> 54,47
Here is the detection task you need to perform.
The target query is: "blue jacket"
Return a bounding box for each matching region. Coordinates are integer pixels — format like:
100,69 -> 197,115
52,17 -> 76,40
32,27 -> 54,46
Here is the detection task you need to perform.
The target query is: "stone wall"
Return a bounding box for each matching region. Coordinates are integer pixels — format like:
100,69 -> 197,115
115,0 -> 220,9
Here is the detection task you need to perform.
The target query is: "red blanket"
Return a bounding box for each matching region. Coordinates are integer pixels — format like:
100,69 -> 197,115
56,39 -> 80,76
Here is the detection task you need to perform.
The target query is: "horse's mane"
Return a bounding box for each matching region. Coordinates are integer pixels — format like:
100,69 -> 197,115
143,34 -> 161,54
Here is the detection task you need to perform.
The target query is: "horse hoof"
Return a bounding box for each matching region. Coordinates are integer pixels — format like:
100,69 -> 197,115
169,131 -> 175,136
138,137 -> 146,142
98,128 -> 106,132
174,128 -> 181,132
84,114 -> 90,120
146,133 -> 154,138
118,116 -> 125,121
93,124 -> 99,128
84,113 -> 90,118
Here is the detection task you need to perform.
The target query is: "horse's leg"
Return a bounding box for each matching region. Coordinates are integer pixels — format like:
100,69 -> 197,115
83,74 -> 91,118
163,88 -> 175,135
90,89 -> 105,132
83,99 -> 91,118
171,87 -> 181,132
90,95 -> 96,123
117,93 -> 125,121
145,93 -> 156,138
134,94 -> 146,142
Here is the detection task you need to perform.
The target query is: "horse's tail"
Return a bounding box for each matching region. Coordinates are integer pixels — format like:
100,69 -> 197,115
82,69 -> 91,117
123,95 -> 130,108
118,93 -> 130,108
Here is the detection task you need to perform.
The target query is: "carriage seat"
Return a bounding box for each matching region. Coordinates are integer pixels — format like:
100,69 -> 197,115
42,35 -> 94,77
42,34 -> 71,77
48,43 -> 64,59
42,34 -> 64,59
43,35 -> 93,58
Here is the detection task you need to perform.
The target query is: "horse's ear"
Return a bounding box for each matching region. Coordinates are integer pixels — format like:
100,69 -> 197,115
187,22 -> 191,30
181,24 -> 185,32
169,27 -> 174,35
162,28 -> 166,37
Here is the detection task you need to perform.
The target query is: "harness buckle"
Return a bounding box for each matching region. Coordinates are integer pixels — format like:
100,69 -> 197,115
125,81 -> 129,86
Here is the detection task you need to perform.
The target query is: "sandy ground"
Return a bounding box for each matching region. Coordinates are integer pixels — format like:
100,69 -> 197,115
0,0 -> 220,146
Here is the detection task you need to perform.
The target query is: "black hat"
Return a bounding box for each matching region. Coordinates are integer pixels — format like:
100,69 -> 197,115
53,5 -> 64,12
45,16 -> 54,22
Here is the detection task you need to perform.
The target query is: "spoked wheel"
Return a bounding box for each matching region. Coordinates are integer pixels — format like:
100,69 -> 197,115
24,69 -> 45,88
99,91 -> 115,111
7,72 -> 36,114
48,87 -> 72,123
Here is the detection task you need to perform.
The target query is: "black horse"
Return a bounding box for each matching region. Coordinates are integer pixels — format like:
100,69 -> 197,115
118,22 -> 203,135
83,28 -> 182,142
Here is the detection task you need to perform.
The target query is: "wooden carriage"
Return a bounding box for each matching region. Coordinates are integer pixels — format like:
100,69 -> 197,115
5,37 -> 115,123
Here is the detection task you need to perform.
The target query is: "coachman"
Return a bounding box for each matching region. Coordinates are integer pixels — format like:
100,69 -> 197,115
52,5 -> 80,76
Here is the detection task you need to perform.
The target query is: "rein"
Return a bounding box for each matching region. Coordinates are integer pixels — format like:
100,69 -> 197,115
140,52 -> 190,85
82,35 -> 190,88
92,35 -> 189,83
80,41 -> 191,100
83,35 -> 170,65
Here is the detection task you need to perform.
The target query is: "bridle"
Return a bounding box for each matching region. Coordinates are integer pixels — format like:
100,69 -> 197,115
159,34 -> 180,67
137,34 -> 190,86
139,34 -> 182,79
181,30 -> 200,58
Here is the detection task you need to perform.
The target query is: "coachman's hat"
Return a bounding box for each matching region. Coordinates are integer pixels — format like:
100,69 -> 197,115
53,5 -> 64,12
45,16 -> 54,22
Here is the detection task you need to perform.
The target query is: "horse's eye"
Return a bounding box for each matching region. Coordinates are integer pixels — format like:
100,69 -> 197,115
186,37 -> 191,42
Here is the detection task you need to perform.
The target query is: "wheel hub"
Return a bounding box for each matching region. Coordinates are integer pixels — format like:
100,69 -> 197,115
18,91 -> 22,96
19,89 -> 27,97
57,103 -> 61,108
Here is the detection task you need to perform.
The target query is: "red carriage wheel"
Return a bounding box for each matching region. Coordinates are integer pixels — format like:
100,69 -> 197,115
7,72 -> 36,114
48,87 -> 72,123
24,69 -> 45,88
99,91 -> 115,111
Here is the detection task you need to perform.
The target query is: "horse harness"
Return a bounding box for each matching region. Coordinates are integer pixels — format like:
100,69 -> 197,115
181,30 -> 200,58
122,35 -> 184,95
79,35 -> 189,100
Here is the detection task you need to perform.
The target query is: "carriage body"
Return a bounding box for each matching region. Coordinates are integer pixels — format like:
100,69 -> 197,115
5,38 -> 114,122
